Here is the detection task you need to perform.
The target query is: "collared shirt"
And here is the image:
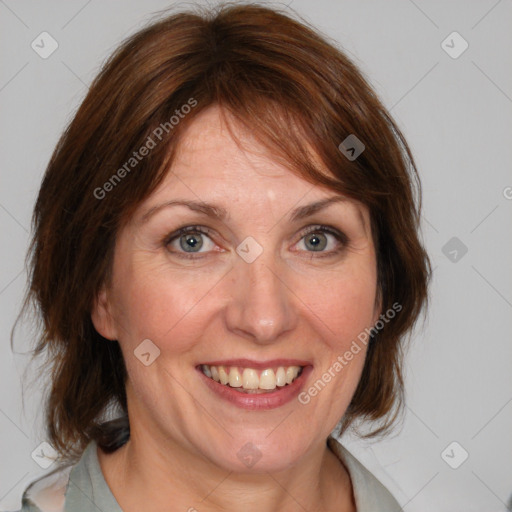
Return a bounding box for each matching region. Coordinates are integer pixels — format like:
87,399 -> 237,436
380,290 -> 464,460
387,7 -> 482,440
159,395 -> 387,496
18,436 -> 402,511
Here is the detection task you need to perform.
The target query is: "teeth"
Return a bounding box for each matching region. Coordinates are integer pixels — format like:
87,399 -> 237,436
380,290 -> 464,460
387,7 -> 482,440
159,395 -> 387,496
228,367 -> 242,388
276,366 -> 286,387
286,366 -> 297,384
219,366 -> 229,385
242,368 -> 259,389
259,369 -> 276,389
201,364 -> 303,391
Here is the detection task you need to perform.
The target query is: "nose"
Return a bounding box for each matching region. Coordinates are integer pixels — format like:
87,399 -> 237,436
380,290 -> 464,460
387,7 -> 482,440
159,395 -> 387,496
224,254 -> 297,344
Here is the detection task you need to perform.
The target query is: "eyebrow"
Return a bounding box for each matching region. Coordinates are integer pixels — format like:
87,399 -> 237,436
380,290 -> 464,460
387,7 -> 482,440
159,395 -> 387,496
139,196 -> 349,225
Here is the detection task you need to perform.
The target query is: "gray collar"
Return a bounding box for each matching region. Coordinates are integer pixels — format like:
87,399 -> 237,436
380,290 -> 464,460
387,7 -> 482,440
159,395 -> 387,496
22,436 -> 401,512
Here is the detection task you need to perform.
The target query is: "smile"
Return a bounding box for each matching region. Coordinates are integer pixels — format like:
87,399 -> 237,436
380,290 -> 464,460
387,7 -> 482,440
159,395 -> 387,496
197,359 -> 312,410
201,364 -> 304,393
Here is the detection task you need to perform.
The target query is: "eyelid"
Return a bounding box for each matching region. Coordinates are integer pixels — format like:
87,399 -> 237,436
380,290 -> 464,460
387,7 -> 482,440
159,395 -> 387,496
164,224 -> 348,259
163,225 -> 221,260
292,224 -> 348,258
299,224 -> 348,244
163,225 -> 214,245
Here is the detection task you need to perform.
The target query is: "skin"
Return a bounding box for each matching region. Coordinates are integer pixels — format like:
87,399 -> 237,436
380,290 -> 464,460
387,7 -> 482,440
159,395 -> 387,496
92,105 -> 381,512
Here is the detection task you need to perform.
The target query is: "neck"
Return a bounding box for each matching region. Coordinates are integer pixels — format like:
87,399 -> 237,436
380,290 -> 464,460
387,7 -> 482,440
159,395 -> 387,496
98,422 -> 355,512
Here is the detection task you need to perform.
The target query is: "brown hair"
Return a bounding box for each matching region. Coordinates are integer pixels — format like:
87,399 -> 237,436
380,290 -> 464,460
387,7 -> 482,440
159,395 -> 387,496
17,2 -> 430,462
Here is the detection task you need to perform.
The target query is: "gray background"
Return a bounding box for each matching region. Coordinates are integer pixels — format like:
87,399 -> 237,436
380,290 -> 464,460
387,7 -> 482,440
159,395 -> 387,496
1,0 -> 511,510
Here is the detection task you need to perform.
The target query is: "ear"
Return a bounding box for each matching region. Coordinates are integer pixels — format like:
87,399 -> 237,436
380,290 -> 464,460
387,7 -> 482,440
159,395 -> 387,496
91,285 -> 118,340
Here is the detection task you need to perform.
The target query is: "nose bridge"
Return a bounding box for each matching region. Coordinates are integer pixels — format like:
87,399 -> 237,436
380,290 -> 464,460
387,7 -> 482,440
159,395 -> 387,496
225,249 -> 296,343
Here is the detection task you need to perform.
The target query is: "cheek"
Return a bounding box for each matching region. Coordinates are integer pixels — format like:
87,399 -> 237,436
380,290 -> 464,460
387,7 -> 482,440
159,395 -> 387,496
292,267 -> 377,432
310,265 -> 378,345
110,257 -> 218,353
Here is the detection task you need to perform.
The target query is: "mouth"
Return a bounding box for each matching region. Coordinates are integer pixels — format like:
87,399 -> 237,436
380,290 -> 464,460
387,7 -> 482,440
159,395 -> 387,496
196,359 -> 312,410
199,364 -> 304,393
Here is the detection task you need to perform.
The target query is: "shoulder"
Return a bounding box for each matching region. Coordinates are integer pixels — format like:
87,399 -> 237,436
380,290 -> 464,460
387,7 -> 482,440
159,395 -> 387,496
17,440 -> 124,512
17,440 -> 98,512
18,463 -> 72,512
327,436 -> 402,512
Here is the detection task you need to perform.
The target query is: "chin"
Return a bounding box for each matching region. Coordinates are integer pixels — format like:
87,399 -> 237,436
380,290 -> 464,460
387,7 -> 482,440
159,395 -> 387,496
199,431 -> 314,474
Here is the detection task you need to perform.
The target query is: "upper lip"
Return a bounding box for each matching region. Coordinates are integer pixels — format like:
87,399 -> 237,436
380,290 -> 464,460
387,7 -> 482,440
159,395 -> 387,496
198,358 -> 312,369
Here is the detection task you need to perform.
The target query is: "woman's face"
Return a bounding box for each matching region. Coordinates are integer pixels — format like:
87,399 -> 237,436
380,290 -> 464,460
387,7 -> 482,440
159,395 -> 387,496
93,105 -> 380,473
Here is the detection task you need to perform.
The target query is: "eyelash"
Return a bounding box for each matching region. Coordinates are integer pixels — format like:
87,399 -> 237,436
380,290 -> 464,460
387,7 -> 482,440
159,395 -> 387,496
163,224 -> 348,260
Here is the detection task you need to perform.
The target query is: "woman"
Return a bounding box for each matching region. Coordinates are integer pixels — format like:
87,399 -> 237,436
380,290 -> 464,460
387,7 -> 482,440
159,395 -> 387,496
18,3 -> 430,511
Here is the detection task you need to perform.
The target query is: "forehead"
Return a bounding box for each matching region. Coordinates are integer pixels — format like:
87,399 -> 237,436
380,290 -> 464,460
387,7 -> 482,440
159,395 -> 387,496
152,106 -> 336,203
172,105 -> 304,182
134,105 -> 371,234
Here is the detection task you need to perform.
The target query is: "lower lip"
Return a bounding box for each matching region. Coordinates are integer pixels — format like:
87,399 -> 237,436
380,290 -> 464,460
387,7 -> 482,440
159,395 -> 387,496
198,366 -> 313,410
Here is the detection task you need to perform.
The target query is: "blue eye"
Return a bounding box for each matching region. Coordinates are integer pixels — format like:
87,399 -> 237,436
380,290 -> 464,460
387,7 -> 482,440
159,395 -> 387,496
296,225 -> 347,256
164,224 -> 347,260
178,232 -> 205,252
165,226 -> 216,258
300,231 -> 329,252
